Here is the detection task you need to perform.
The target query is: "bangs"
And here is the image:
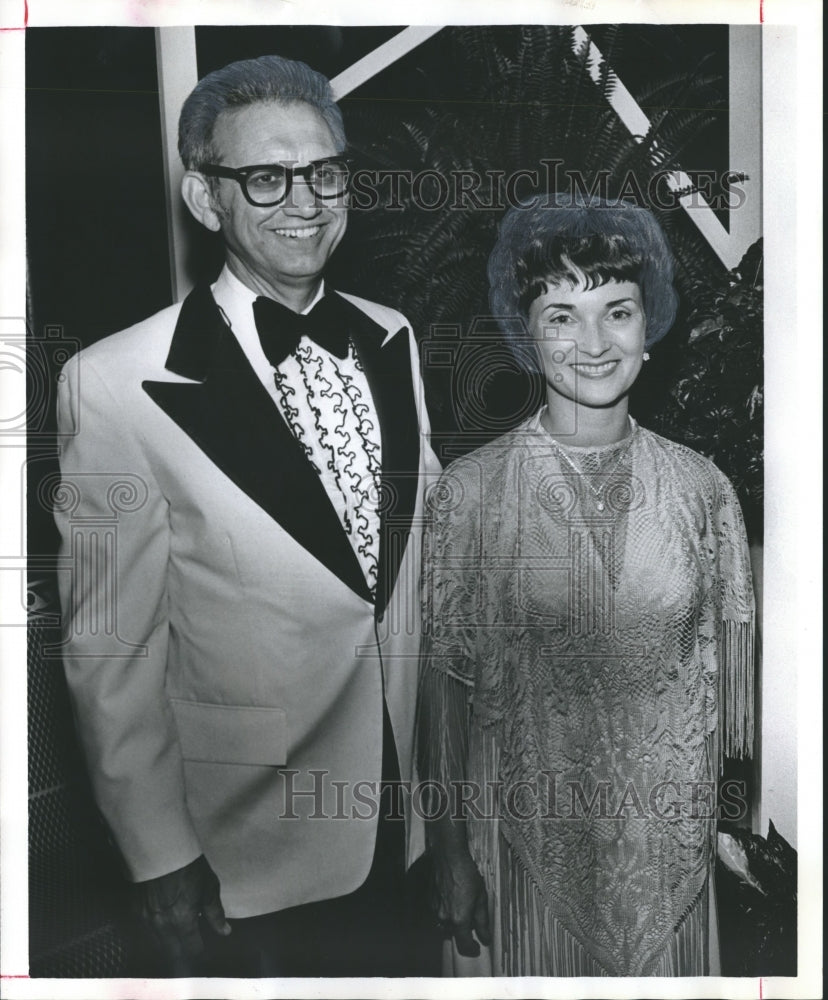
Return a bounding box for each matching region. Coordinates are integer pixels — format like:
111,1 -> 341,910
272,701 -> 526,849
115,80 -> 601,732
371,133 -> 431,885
518,234 -> 643,314
489,197 -> 679,369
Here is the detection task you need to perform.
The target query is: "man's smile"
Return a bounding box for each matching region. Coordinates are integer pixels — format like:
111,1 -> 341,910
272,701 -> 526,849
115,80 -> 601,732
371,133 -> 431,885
271,224 -> 323,239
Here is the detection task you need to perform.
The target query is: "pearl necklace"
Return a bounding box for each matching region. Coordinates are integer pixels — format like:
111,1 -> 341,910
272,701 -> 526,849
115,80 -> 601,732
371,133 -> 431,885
543,418 -> 636,512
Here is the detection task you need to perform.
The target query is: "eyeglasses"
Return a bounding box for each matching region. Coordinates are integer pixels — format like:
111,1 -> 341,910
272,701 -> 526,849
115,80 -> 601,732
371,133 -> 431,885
200,157 -> 352,207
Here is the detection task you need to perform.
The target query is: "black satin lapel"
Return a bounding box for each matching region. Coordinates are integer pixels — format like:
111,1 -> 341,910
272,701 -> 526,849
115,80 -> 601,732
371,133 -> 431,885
342,298 -> 421,613
143,298 -> 372,603
164,283 -> 232,381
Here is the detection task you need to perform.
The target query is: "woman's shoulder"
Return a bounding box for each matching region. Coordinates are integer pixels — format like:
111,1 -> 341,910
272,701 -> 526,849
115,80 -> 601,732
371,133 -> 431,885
433,419 -> 540,513
439,418 -> 540,479
636,425 -> 737,499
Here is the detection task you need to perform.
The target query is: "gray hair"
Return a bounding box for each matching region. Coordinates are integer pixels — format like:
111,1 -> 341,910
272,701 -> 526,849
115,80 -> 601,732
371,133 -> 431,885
178,55 -> 346,171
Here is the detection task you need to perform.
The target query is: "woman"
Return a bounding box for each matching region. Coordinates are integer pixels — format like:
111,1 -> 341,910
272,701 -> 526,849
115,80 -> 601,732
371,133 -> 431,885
417,197 -> 755,976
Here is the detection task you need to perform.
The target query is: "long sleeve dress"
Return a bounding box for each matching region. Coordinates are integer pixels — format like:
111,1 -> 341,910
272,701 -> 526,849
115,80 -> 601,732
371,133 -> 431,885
419,408 -> 755,976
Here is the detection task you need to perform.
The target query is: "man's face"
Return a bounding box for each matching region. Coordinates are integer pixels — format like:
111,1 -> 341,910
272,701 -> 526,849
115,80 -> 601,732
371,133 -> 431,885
209,101 -> 348,300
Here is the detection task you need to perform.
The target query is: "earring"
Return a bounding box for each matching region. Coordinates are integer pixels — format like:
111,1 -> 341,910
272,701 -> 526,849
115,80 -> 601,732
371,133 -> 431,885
642,352 -> 650,362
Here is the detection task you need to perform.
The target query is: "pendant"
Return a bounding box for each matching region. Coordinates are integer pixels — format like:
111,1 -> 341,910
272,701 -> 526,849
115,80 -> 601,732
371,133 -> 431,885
596,500 -> 605,511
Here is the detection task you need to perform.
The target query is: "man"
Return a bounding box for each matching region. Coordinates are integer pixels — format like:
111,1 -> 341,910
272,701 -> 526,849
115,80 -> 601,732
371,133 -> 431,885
55,55 -> 440,976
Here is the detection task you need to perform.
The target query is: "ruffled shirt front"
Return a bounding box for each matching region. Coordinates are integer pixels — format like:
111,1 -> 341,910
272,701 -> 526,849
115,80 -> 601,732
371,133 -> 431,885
212,267 -> 382,594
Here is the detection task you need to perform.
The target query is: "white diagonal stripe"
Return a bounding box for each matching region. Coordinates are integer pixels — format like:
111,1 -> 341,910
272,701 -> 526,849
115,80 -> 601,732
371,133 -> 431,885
331,26 -> 444,99
573,25 -> 756,270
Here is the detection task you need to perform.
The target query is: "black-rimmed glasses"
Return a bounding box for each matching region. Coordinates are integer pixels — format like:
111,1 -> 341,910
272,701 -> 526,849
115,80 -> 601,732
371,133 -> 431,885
201,157 -> 352,207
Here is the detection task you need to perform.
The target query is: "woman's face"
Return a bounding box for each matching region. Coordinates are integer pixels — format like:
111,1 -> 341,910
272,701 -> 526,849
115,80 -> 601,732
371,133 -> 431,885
528,276 -> 647,411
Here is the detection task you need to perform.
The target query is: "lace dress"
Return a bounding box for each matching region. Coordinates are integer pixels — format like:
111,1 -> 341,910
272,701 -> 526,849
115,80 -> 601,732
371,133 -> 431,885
419,409 -> 754,976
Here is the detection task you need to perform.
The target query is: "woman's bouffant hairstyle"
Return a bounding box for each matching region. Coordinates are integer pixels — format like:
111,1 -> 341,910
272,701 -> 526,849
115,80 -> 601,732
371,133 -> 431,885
178,55 -> 346,172
488,195 -> 679,372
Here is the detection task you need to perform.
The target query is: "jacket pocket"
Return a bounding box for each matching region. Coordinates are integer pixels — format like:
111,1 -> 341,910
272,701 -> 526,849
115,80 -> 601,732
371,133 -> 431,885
170,700 -> 287,765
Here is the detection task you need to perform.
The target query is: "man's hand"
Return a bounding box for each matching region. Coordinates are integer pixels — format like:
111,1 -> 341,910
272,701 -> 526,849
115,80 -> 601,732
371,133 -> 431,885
431,846 -> 492,957
134,854 -> 231,975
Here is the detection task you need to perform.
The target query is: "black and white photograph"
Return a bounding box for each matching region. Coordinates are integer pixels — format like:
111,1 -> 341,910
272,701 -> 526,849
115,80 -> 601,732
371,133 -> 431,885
0,1 -> 821,997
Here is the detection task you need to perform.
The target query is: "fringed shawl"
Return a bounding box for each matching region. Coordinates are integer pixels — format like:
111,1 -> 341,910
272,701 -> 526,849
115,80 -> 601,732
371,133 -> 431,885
419,412 -> 755,976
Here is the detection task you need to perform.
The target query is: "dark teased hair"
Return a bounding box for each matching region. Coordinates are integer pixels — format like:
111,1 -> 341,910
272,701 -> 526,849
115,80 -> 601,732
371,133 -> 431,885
488,195 -> 679,372
178,55 -> 346,171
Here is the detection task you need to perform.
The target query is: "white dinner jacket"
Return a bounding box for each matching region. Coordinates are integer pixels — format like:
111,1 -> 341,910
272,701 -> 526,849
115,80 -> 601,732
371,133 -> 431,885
55,283 -> 440,917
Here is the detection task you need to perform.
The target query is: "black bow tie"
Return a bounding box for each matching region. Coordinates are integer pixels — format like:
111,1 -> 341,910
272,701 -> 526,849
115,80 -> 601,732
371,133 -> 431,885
253,294 -> 350,367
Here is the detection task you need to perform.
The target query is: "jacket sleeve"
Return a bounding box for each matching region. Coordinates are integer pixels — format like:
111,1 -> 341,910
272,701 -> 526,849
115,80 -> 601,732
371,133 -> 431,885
55,350 -> 203,881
